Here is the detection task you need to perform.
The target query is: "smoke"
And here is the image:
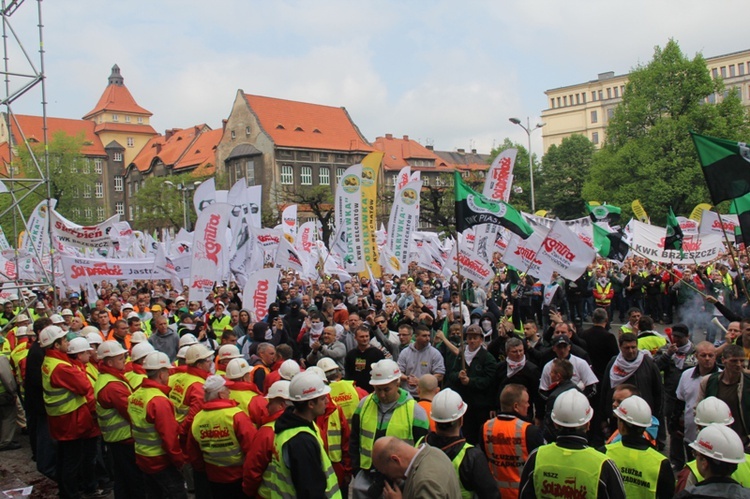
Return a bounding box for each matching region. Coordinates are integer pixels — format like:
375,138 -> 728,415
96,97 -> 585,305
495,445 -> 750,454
674,296 -> 710,342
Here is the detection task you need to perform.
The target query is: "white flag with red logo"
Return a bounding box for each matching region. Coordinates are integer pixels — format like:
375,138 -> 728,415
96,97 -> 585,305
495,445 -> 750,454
537,219 -> 596,281
483,148 -> 517,202
189,203 -> 232,304
281,204 -> 298,243
503,227 -> 552,283
242,267 -> 280,322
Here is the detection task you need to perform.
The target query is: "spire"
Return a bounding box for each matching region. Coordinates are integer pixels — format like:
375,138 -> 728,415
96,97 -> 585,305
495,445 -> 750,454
108,64 -> 123,86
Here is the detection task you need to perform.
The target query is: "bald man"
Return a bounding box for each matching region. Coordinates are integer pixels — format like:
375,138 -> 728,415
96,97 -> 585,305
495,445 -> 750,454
416,374 -> 440,432
373,436 -> 460,499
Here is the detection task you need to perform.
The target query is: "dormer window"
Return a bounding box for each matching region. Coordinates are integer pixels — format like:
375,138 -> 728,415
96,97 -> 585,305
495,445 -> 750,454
294,126 -> 304,132
112,114 -> 119,122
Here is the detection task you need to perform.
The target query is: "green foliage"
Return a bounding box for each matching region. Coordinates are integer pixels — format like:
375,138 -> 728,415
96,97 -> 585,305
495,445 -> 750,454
419,174 -> 457,236
537,134 -> 595,219
582,39 -> 750,223
132,172 -> 210,231
283,185 -> 334,244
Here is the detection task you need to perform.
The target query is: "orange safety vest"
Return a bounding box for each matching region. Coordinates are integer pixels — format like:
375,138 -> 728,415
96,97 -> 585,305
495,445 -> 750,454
482,417 -> 529,498
417,400 -> 436,432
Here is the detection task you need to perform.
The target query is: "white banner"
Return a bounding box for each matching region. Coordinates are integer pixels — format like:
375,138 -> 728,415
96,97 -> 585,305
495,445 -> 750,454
60,254 -> 167,286
677,216 -> 699,235
243,268 -> 280,322
396,166 -> 411,193
190,203 -> 232,304
537,219 -> 596,281
386,180 -> 422,275
0,226 -> 10,252
276,236 -> 304,273
193,177 -> 216,214
631,219 -> 724,264
246,185 -> 262,228
281,204 -> 298,243
20,199 -> 54,278
450,246 -> 494,287
699,211 -> 738,241
503,227 -> 552,283
334,164 -> 365,273
50,210 -> 119,250
483,148 -> 517,202
524,213 -> 595,248
256,228 -> 283,263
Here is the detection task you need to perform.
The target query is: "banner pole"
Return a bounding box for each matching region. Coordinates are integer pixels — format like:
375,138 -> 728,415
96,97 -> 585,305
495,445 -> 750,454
714,208 -> 750,302
626,242 -> 709,299
456,233 -> 466,371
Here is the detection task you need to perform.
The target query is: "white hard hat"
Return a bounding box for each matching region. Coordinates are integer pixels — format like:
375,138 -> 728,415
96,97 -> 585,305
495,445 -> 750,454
204,375 -> 228,394
126,311 -> 139,320
67,337 -> 91,355
279,359 -> 301,380
85,332 -> 103,345
551,389 -> 593,428
8,293 -> 18,300
130,331 -> 148,344
613,395 -> 652,428
317,357 -> 339,373
225,358 -> 252,380
306,366 -> 328,383
142,351 -> 171,370
370,359 -> 401,386
186,344 -> 214,365
176,345 -> 190,360
289,371 -> 331,402
122,303 -> 134,310
81,326 -> 100,337
35,301 -> 45,309
39,325 -> 67,348
15,326 -> 28,338
266,380 -> 291,400
60,308 -> 73,317
179,333 -> 198,348
695,396 -> 735,426
97,340 -> 128,359
15,314 -> 29,323
690,424 -> 746,464
175,296 -> 186,303
131,342 -> 156,362
217,344 -> 242,361
431,388 -> 468,423
49,314 -> 64,325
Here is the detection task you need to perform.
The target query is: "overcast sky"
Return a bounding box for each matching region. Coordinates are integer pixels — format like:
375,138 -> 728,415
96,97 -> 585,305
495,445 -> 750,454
4,0 -> 749,155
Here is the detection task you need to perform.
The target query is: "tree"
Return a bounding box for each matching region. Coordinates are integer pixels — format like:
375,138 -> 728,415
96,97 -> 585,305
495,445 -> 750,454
537,134 -> 595,219
283,185 -> 335,244
583,39 -> 750,223
132,172 -> 210,231
419,174 -> 457,236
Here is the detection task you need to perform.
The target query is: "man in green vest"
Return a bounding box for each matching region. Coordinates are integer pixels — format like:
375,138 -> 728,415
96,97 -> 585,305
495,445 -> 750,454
264,370 -> 342,498
519,389 -> 626,499
94,340 -> 144,497
605,394 -> 674,498
319,356 -> 364,425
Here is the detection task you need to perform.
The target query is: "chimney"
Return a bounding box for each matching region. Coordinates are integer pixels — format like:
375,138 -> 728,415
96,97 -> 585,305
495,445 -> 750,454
385,133 -> 393,140
403,135 -> 409,141
471,149 -> 477,154
222,119 -> 228,132
426,145 -> 434,151
457,148 -> 465,154
165,128 -> 174,141
155,143 -> 162,154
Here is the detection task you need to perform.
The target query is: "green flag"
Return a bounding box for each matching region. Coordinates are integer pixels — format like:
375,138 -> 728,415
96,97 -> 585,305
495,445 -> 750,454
690,131 -> 750,204
454,171 -> 533,238
587,203 -> 621,224
593,224 -> 629,261
665,207 -> 684,256
730,192 -> 750,247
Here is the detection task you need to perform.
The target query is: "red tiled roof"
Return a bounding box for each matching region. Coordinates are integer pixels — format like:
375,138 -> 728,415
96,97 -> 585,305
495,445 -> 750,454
129,125 -> 219,174
93,122 -> 157,135
372,134 -> 452,171
83,83 -> 152,119
244,93 -> 373,152
175,128 -> 222,171
9,114 -> 106,156
0,142 -> 9,176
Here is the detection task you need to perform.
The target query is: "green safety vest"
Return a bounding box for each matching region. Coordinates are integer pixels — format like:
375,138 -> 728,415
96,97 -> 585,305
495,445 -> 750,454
10,343 -> 29,388
533,443 -> 608,499
228,387 -> 259,415
605,441 -> 664,498
416,437 -> 473,499
94,372 -> 133,443
358,395 -> 416,469
687,456 -> 750,487
637,334 -> 667,354
124,370 -> 146,390
191,405 -> 245,468
128,386 -> 168,458
329,380 -> 359,423
326,407 -> 344,463
209,315 -> 232,334
257,421 -> 276,499
41,356 -> 87,417
264,424 -> 342,498
168,371 -> 205,422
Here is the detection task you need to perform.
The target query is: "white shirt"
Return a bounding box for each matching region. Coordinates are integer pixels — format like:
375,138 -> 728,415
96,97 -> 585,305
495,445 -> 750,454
540,354 -> 599,391
677,366 -> 721,443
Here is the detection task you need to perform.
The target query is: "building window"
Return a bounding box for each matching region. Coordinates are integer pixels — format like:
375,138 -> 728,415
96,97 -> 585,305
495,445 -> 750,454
730,65 -> 736,77
606,88 -> 612,99
336,167 -> 345,182
575,94 -> 580,105
85,207 -> 92,219
557,97 -> 561,107
246,160 -> 255,185
231,130 -> 236,139
614,87 -> 619,98
134,182 -> 139,194
112,114 -> 118,122
245,126 -> 251,136
423,176 -> 430,186
280,165 -> 293,185
94,158 -> 103,173
95,182 -> 104,198
70,159 -> 78,174
115,202 -> 124,216
73,208 -> 80,218
127,137 -> 134,148
137,117 -> 143,124
319,166 -> 330,185
563,96 -> 567,106
128,205 -> 133,220
83,185 -> 92,198
114,176 -> 123,191
607,108 -> 615,120
739,63 -> 745,76
598,90 -> 603,100
300,166 -> 312,185
590,110 -> 598,124
319,153 -> 329,162
391,174 -> 398,186
582,93 -> 586,104
550,98 -> 555,109
712,68 -> 718,79
335,154 -> 346,163
125,116 -> 131,123
128,182 -> 132,197
113,152 -> 122,162
82,159 -> 91,174
721,66 -> 727,78
97,207 -> 105,221
592,132 -> 599,145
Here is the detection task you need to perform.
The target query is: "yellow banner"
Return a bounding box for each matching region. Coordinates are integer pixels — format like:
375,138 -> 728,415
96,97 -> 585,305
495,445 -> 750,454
632,200 -> 649,224
360,151 -> 384,278
689,203 -> 712,222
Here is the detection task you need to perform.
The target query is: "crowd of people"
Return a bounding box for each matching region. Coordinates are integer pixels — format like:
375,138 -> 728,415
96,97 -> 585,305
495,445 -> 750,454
0,252 -> 750,498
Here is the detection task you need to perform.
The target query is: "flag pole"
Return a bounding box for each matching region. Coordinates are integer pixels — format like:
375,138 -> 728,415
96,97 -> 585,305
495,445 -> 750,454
714,208 -> 750,302
456,231 -> 466,371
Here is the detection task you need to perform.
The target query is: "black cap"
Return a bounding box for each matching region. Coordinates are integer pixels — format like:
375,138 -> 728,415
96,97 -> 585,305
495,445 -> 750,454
671,324 -> 689,337
553,335 -> 571,346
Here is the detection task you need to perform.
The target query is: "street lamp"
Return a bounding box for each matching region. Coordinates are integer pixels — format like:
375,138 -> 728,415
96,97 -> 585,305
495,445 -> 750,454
509,117 -> 545,212
164,180 -> 202,230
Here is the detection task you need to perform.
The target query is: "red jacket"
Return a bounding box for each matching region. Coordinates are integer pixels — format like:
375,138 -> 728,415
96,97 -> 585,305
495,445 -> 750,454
44,349 -> 100,441
136,378 -> 186,473
186,399 -> 256,483
96,364 -> 134,444
124,362 -> 146,375
317,394 -> 352,482
248,393 -> 270,428
242,407 -> 285,497
227,380 -> 262,413
179,366 -> 210,435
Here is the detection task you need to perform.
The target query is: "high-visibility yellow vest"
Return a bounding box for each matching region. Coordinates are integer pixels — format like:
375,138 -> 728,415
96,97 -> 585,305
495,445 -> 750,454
0,336 -> 11,358
128,386 -> 168,458
416,437 -> 472,499
595,283 -> 613,306
329,380 -> 359,422
209,315 -> 232,334
124,370 -> 146,390
86,362 -> 99,384
10,343 -> 29,387
325,408 -> 343,463
191,405 -> 245,468
358,395 -> 416,470
483,417 -> 529,498
605,441 -> 665,498
94,372 -> 132,443
168,372 -> 205,423
687,455 -> 750,487
41,356 -> 87,417
257,421 -> 276,499
265,425 -> 341,498
532,443 -> 608,499
228,387 -> 259,415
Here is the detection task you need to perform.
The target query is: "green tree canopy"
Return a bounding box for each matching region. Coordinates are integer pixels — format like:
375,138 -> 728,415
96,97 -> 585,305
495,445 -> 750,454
133,172 -> 210,231
537,134 -> 595,219
583,39 -> 750,223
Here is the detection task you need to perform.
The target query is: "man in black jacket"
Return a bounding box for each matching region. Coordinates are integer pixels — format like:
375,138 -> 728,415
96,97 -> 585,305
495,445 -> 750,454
496,337 -> 542,422
23,317 -> 54,478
